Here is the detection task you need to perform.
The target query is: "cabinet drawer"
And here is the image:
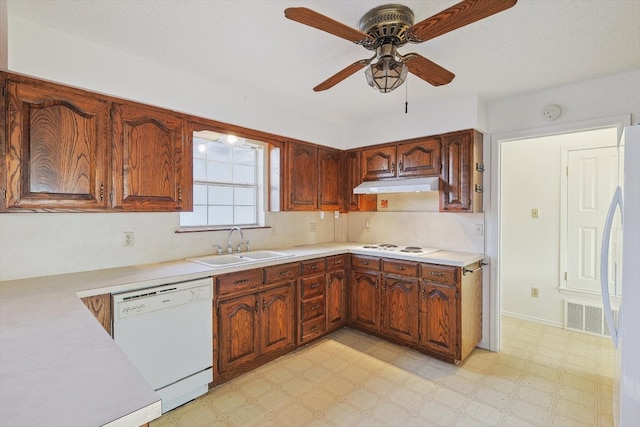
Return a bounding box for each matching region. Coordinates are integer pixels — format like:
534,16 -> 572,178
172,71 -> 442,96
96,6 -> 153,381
301,296 -> 325,321
420,264 -> 459,286
382,259 -> 418,277
351,255 -> 380,271
301,274 -> 325,299
301,315 -> 326,342
326,254 -> 346,270
302,258 -> 325,275
216,269 -> 263,297
264,262 -> 300,283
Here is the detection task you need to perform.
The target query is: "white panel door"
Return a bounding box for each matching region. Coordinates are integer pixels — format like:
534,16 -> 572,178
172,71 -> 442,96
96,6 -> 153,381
567,146 -> 619,293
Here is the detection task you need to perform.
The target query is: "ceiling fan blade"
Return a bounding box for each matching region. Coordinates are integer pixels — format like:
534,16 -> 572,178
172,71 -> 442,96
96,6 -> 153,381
313,59 -> 372,92
285,7 -> 373,45
403,54 -> 455,86
407,0 -> 517,43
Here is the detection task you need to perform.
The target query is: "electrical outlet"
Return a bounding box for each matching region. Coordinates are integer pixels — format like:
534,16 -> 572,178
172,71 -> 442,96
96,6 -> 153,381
309,222 -> 317,232
531,287 -> 539,298
123,231 -> 135,247
474,224 -> 484,236
531,208 -> 539,219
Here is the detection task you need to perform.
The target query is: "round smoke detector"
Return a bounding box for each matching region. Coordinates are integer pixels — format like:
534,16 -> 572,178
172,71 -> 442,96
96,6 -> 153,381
542,104 -> 561,121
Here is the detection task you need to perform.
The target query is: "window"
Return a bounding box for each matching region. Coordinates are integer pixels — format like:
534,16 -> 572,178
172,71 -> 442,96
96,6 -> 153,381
180,131 -> 265,228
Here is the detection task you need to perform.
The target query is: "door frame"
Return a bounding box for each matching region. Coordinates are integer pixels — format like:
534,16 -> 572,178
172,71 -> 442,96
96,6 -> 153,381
485,114 -> 629,352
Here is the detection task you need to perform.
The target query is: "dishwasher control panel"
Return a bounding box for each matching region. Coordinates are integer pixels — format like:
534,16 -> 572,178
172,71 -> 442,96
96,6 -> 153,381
113,277 -> 213,321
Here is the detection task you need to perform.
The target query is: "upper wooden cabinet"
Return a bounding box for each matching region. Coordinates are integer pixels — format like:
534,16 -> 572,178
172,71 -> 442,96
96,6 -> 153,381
285,142 -> 342,211
361,138 -> 441,181
111,102 -> 190,211
1,73 -> 191,212
344,149 -> 376,212
3,76 -> 110,210
440,129 -> 483,212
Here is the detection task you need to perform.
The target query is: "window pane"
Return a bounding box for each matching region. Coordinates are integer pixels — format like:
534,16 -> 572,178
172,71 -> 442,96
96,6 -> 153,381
209,186 -> 233,205
234,187 -> 256,205
193,159 -> 207,181
207,141 -> 232,162
193,138 -> 208,159
233,164 -> 255,184
234,206 -> 256,224
234,147 -> 256,165
193,184 -> 207,205
208,206 -> 233,226
207,160 -> 232,182
180,205 -> 207,226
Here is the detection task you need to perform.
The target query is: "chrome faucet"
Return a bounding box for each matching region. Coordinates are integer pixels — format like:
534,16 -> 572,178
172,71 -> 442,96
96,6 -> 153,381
227,226 -> 244,253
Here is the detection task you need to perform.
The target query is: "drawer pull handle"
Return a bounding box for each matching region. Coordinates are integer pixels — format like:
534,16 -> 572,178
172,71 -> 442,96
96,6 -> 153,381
235,279 -> 250,284
332,261 -> 341,265
310,283 -> 319,288
310,265 -> 317,270
428,272 -> 445,277
279,271 -> 292,276
394,266 -> 405,270
311,304 -> 320,310
311,325 -> 320,332
361,261 -> 369,265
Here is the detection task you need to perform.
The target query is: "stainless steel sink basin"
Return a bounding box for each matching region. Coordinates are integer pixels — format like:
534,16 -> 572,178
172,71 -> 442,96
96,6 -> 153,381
186,250 -> 293,268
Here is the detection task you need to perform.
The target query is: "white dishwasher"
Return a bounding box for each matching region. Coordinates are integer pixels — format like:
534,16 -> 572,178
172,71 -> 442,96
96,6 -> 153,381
112,277 -> 213,413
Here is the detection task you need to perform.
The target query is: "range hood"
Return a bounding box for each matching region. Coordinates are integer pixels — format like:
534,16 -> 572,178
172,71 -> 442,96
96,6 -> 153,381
353,177 -> 440,194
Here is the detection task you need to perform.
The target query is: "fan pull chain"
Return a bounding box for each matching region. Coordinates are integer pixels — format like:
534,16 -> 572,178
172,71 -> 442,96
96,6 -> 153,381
404,77 -> 408,114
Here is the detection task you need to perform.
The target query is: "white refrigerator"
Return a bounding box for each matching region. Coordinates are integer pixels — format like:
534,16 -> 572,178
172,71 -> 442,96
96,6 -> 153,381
601,124 -> 640,427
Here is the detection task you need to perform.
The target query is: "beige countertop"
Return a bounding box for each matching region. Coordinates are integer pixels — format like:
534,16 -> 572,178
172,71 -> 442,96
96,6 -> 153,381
0,242 -> 483,426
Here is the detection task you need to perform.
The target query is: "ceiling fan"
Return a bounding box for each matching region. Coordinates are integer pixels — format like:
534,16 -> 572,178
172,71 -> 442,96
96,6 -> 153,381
284,0 -> 517,93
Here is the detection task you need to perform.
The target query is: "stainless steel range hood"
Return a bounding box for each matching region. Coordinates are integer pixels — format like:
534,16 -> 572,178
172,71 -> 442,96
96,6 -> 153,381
353,177 -> 440,194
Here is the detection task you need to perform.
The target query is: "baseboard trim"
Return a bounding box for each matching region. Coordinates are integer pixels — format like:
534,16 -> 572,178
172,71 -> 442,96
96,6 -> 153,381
501,311 -> 563,328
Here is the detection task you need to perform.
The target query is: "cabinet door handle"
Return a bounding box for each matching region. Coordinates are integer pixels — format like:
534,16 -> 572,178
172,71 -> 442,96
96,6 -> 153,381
99,183 -> 104,201
178,186 -> 183,202
383,282 -> 387,291
391,162 -> 395,172
375,280 -> 378,289
422,288 -> 426,301
310,283 -> 319,289
255,301 -> 259,312
399,162 -> 403,171
263,300 -> 267,311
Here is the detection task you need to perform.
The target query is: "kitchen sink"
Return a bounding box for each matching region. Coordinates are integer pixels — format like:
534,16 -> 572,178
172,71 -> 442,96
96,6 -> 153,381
186,250 -> 293,268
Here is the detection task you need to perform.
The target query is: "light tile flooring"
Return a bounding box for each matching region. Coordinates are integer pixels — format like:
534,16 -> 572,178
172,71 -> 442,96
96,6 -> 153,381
151,317 -> 615,426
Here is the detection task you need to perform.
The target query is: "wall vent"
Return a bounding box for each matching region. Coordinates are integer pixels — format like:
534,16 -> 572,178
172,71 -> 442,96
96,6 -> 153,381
564,300 -> 618,337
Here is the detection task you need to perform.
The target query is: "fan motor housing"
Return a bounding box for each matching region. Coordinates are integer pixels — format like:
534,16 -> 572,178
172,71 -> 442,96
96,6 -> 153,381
359,4 -> 415,49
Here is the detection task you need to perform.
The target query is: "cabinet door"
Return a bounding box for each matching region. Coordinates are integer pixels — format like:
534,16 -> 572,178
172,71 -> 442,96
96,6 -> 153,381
218,294 -> 259,373
5,79 -> 109,210
345,149 -> 376,212
112,102 -> 187,211
287,142 -> 318,210
397,139 -> 441,178
326,268 -> 347,331
362,145 -> 396,180
419,282 -> 457,358
349,270 -> 380,333
382,276 -> 419,344
260,285 -> 295,355
318,147 -> 342,210
441,131 -> 482,212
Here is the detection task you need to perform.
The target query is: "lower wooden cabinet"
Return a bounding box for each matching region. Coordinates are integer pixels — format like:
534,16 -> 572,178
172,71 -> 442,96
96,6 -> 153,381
382,276 -> 419,345
419,282 -> 457,356
217,284 -> 295,380
326,265 -> 347,332
349,268 -> 381,334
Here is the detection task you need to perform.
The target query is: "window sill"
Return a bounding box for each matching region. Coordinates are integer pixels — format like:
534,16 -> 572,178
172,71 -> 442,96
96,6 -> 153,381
175,225 -> 271,234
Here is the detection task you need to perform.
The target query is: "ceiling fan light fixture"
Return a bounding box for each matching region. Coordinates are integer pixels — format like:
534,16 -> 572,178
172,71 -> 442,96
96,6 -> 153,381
365,43 -> 408,93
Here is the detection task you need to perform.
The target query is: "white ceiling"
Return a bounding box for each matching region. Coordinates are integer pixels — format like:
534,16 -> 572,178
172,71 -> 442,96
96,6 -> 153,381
7,0 -> 640,124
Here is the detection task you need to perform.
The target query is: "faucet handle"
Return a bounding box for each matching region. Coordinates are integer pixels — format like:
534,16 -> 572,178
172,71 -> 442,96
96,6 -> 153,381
245,240 -> 250,252
213,244 -> 223,255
